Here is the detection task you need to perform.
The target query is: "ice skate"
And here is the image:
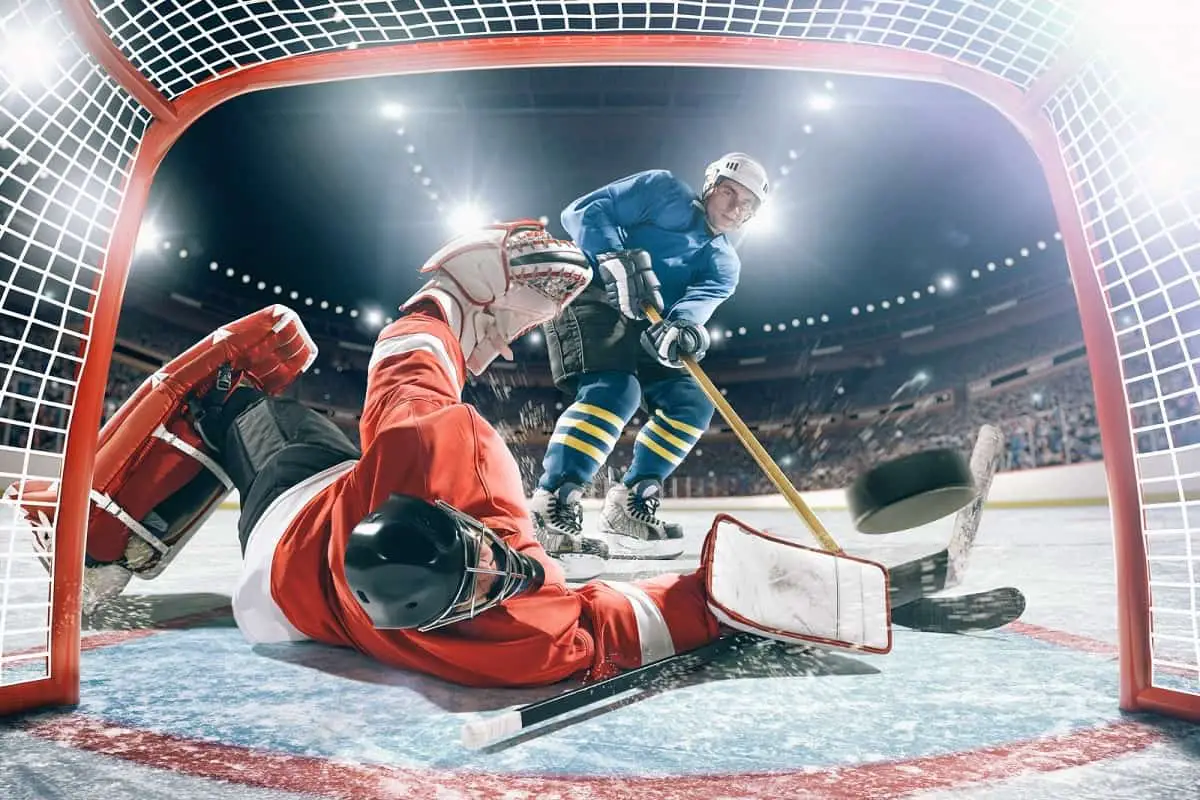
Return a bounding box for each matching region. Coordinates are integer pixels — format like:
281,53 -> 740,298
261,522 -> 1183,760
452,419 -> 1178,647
598,479 -> 685,560
530,483 -> 609,581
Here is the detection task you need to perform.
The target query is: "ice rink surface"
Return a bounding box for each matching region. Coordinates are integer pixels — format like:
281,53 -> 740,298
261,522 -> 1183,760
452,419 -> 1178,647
2,504 -> 1198,799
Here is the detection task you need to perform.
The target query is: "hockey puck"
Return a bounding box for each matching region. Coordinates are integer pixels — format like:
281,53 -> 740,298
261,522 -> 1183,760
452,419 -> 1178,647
846,448 -> 976,534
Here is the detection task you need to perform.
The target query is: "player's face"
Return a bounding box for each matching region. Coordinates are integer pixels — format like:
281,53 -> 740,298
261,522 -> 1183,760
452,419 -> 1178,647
449,536 -> 501,616
705,179 -> 759,234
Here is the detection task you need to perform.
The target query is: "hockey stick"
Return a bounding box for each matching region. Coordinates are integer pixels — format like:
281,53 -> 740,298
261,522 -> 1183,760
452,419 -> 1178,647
643,306 -> 842,554
886,424 -> 1005,609
460,631 -> 760,749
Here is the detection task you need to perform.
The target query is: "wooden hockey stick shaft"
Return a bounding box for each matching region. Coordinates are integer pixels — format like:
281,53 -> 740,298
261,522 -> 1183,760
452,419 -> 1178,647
644,306 -> 842,554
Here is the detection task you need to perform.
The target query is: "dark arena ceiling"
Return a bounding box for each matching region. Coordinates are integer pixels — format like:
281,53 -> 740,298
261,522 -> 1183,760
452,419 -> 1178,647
129,64 -> 1068,353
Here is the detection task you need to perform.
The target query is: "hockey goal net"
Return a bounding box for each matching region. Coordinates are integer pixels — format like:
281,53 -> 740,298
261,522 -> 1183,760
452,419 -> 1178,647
0,0 -> 1196,722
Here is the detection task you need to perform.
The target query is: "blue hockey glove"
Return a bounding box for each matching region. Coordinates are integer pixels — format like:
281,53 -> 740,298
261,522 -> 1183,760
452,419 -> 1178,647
641,318 -> 710,369
597,249 -> 664,320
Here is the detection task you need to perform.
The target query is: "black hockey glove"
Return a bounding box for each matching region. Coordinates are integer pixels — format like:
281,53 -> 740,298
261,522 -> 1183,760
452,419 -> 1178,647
597,249 -> 664,320
641,318 -> 710,369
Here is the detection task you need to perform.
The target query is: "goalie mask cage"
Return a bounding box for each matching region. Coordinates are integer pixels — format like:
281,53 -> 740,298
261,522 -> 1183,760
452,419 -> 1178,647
0,0 -> 1196,722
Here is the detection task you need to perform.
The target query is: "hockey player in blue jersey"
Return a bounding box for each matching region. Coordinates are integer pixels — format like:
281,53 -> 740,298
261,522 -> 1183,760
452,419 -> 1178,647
532,153 -> 770,571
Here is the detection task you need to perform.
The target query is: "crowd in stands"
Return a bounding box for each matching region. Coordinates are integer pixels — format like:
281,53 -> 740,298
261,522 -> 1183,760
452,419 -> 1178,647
6,301 -> 1199,499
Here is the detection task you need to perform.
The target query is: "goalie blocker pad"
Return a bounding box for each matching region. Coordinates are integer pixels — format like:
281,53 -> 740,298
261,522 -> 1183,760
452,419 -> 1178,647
4,305 -> 317,578
701,515 -> 892,654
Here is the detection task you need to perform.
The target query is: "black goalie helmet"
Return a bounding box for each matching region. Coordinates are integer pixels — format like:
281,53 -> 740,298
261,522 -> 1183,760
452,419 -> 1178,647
343,494 -> 545,632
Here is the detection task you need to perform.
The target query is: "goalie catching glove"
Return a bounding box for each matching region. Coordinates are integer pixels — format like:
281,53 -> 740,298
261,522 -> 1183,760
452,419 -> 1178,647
641,317 -> 710,368
597,249 -> 664,321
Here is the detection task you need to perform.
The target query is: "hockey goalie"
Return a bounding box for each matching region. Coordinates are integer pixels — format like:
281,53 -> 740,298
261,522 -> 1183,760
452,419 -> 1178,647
7,220 -> 889,688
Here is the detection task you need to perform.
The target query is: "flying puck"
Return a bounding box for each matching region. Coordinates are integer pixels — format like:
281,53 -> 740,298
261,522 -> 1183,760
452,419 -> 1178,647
846,448 -> 977,534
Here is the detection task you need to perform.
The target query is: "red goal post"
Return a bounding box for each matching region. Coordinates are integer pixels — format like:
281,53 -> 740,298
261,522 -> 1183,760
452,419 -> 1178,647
0,0 -> 1195,721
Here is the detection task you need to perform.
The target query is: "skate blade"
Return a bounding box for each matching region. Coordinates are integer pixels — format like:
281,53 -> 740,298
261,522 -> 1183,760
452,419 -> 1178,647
602,534 -> 685,561
554,553 -> 607,581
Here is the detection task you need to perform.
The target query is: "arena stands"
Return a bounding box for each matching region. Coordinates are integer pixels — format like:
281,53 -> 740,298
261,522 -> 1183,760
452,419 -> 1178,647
69,293 -> 1128,500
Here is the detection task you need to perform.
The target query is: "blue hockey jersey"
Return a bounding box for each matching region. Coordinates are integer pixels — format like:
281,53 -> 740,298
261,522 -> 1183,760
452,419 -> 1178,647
559,169 -> 740,325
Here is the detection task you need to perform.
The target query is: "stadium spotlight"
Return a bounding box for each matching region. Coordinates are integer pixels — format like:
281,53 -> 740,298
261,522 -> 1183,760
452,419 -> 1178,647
914,370 -> 930,384
777,323 -> 786,331
1004,257 -> 1015,266
896,296 -> 905,304
380,101 -> 405,120
806,317 -> 815,325
808,93 -> 835,111
1037,240 -> 1047,250
938,274 -> 956,292
927,284 -> 938,294
178,249 -> 189,259
208,262 -> 219,272
763,323 -> 772,332
225,267 -> 235,278
527,329 -> 544,346
724,330 -> 733,338
538,215 -> 550,225
135,221 -> 161,254
851,306 -> 860,315
802,123 -> 814,134
881,300 -> 890,309
363,308 -> 384,328
1020,247 -> 1030,257
448,202 -> 489,234
820,314 -> 829,323
1053,231 -> 1063,241
1,29 -> 56,87
737,326 -> 747,335
912,290 -> 921,299
987,262 -> 997,271
744,201 -> 777,235
866,304 -> 875,312
971,269 -> 980,278
710,326 -> 722,339
791,318 -> 801,327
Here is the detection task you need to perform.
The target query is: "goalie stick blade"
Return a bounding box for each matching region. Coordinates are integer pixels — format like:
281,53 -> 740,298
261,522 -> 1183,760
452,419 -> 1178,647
891,587 -> 1026,634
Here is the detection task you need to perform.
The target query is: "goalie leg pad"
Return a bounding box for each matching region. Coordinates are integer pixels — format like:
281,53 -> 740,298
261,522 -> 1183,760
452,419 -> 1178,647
4,305 -> 318,583
700,515 -> 892,653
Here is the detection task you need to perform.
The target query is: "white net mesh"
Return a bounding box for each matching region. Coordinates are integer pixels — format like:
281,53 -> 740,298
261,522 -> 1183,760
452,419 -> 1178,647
1045,55 -> 1200,698
92,0 -> 1078,100
0,0 -> 1196,712
0,1 -> 150,688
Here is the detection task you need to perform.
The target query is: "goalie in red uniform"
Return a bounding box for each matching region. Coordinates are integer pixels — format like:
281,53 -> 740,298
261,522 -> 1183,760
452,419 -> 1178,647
7,220 -> 889,688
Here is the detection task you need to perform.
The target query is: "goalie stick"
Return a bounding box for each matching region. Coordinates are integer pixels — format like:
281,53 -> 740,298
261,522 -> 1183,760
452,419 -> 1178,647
462,426 -> 1010,748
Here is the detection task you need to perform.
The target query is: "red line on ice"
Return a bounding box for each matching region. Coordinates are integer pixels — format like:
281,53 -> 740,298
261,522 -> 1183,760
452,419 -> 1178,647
1005,621 -> 1118,655
25,714 -> 1162,800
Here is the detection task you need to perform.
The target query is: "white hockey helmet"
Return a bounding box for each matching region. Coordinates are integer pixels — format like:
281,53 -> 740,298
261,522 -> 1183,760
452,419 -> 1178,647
702,152 -> 770,207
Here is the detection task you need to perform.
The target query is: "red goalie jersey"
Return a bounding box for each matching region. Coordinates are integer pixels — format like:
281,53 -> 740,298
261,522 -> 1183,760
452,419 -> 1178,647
267,310 -> 721,687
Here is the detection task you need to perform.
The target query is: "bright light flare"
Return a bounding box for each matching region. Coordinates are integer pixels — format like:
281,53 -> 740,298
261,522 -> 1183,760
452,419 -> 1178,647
937,274 -> 957,292
1,30 -> 57,87
135,222 -> 161,254
380,102 -> 405,120
447,203 -> 489,234
807,93 -> 835,112
363,308 -> 385,328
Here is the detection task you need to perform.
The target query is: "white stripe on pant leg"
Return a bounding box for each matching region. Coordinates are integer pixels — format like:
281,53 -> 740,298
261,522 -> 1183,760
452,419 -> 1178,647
600,580 -> 675,665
